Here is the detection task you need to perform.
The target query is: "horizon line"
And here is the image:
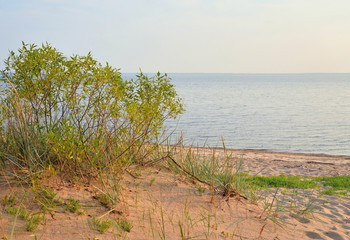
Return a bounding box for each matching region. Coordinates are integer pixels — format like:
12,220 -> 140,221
122,72 -> 350,74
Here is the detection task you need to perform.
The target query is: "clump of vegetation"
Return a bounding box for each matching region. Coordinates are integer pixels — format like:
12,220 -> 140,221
18,207 -> 31,220
117,218 -> 133,232
26,214 -> 43,232
1,191 -> 44,232
31,186 -> 60,214
5,205 -> 19,215
0,42 -> 183,236
0,42 -> 183,184
196,184 -> 206,195
1,192 -> 30,220
88,216 -> 114,234
4,202 -> 43,232
1,191 -> 17,207
96,193 -> 112,207
65,198 -> 82,214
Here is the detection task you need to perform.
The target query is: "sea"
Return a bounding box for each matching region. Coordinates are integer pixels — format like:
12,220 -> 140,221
125,73 -> 350,156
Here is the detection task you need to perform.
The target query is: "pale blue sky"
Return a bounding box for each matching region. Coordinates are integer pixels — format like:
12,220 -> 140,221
1,0 -> 350,73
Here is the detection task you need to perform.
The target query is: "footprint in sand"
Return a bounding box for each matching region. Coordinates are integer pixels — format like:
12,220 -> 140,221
305,231 -> 325,239
330,210 -> 345,218
290,213 -> 311,224
323,231 -> 346,240
343,209 -> 350,216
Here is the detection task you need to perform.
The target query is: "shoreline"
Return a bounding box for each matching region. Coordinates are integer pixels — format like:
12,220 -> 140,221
189,146 -> 350,158
171,145 -> 350,176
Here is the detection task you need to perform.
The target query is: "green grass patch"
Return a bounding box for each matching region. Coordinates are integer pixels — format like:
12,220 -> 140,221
320,188 -> 347,196
315,176 -> 350,190
218,174 -> 350,194
247,175 -> 319,189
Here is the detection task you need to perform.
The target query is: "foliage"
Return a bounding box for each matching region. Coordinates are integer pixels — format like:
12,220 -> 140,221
31,185 -> 60,213
248,175 -> 319,189
89,216 -> 114,234
117,218 -> 133,232
0,42 -> 183,180
26,214 -> 43,232
315,176 -> 350,190
1,191 -> 17,207
65,198 -> 82,213
96,192 -> 112,207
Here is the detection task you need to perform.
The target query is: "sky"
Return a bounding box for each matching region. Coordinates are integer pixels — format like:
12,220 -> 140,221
1,0 -> 350,73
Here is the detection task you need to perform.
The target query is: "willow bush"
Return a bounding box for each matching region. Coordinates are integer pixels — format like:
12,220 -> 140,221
0,42 -> 183,180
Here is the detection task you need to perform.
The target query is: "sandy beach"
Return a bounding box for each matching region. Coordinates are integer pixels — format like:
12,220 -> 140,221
1,148 -> 349,239
197,148 -> 350,177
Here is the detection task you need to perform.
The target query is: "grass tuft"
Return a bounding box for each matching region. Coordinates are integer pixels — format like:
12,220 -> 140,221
65,198 -> 82,214
88,216 -> 114,234
117,218 -> 133,232
26,214 -> 42,232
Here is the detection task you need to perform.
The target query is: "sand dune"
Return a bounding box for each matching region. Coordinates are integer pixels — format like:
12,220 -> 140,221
1,148 -> 349,239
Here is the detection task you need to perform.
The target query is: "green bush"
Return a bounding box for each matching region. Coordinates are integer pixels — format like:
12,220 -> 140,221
0,42 -> 183,179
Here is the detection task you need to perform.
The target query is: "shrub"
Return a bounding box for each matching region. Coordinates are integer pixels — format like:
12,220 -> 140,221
0,42 -> 183,179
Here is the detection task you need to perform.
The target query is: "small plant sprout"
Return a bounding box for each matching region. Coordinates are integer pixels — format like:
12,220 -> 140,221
117,218 -> 133,232
150,178 -> 156,186
1,192 -> 17,207
89,216 -> 114,234
96,193 -> 112,207
65,198 -> 82,214
196,185 -> 206,195
26,214 -> 43,232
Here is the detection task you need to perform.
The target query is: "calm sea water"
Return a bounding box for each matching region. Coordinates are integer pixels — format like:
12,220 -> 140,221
160,73 -> 350,156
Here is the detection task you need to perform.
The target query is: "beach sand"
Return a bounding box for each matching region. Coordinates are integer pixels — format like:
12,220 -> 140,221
197,148 -> 350,177
0,148 -> 349,239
